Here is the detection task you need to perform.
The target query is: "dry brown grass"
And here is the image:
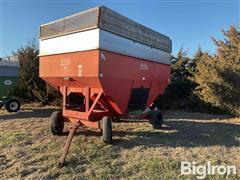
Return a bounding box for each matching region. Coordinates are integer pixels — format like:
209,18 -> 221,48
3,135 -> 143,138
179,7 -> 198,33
0,105 -> 239,179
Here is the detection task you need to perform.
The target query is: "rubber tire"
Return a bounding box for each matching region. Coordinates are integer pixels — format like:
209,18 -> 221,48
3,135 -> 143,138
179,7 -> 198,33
0,102 -> 3,109
102,116 -> 112,144
149,110 -> 164,129
4,99 -> 21,113
112,116 -> 121,122
50,111 -> 64,135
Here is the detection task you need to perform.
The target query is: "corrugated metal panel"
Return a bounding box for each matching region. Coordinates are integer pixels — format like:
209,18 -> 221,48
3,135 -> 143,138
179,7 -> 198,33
40,7 -> 99,39
0,60 -> 19,67
99,6 -> 171,53
39,29 -> 99,56
0,56 -> 18,62
39,29 -> 171,65
0,66 -> 19,77
39,6 -> 172,53
99,29 -> 171,65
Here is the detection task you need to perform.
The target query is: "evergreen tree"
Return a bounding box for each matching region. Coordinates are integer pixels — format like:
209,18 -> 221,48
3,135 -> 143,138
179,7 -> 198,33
13,40 -> 60,104
193,26 -> 240,115
171,48 -> 192,81
158,48 -> 196,109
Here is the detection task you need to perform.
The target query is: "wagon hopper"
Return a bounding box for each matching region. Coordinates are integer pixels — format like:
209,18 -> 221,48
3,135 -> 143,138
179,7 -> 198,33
39,6 -> 172,167
0,57 -> 21,112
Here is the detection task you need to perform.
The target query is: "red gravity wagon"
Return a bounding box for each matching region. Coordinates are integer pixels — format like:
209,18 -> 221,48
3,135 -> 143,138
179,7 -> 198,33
39,6 -> 172,167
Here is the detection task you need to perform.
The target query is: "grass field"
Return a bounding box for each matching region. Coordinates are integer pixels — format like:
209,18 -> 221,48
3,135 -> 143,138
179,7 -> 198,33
0,105 -> 240,179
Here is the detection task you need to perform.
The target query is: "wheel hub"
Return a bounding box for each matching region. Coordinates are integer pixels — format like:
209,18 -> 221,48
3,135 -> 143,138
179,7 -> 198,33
9,101 -> 19,111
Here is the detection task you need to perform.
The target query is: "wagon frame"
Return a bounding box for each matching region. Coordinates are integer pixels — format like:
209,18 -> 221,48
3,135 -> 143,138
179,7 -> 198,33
39,6 -> 172,167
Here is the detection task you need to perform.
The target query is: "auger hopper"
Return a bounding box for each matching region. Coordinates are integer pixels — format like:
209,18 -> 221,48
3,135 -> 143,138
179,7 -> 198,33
0,57 -> 21,112
39,6 -> 172,167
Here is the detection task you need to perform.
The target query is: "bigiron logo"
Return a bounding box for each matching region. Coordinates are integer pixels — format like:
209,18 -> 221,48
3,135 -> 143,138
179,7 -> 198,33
181,161 -> 237,179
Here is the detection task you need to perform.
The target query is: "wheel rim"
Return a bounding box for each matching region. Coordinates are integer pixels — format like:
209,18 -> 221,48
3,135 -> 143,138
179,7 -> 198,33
9,101 -> 19,111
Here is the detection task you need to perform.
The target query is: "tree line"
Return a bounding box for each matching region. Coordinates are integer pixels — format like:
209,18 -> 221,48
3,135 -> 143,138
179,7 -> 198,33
11,26 -> 240,116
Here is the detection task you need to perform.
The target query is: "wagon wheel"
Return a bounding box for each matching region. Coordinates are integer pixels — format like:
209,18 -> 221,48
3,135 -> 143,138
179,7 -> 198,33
112,116 -> 121,122
149,110 -> 163,129
0,102 -> 3,109
102,116 -> 112,144
4,99 -> 21,113
50,111 -> 65,135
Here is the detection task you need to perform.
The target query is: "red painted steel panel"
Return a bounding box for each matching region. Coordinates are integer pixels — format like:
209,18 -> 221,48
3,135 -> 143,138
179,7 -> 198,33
99,50 -> 170,114
39,49 -> 170,116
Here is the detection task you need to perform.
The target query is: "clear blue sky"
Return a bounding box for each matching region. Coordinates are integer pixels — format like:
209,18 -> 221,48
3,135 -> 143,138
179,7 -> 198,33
0,0 -> 239,57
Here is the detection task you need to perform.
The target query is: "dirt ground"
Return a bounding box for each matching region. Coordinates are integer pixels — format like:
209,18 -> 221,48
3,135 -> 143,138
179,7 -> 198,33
0,105 -> 239,179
